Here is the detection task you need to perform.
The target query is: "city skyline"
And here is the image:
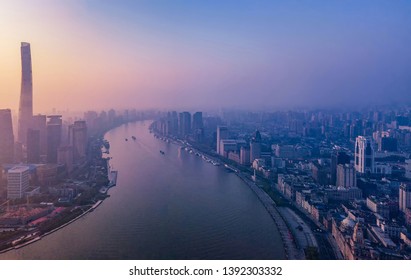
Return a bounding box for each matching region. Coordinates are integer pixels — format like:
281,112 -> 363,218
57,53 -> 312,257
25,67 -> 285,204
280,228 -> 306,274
2,1 -> 411,264
1,1 -> 411,113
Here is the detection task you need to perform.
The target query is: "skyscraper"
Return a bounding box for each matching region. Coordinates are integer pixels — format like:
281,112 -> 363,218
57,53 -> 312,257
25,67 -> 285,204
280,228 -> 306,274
32,114 -> 47,156
250,130 -> 262,162
18,42 -> 33,145
27,129 -> 40,163
354,136 -> 375,174
0,109 -> 15,164
192,112 -> 204,142
178,112 -> 191,138
47,115 -> 62,163
68,120 -> 88,163
331,151 -> 351,185
216,126 -> 228,154
192,112 -> 203,131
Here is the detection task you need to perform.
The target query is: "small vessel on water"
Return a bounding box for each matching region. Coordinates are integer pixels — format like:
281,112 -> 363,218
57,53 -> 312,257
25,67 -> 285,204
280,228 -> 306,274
131,136 -> 136,140
160,150 -> 165,155
125,138 -> 128,141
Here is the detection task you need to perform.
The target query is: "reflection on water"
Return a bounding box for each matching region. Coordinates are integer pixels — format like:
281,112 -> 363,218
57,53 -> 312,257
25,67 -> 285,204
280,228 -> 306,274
1,121 -> 285,260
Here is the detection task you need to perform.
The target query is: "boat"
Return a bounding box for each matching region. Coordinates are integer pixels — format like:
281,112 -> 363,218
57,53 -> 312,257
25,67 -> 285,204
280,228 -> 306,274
160,150 -> 165,155
125,138 -> 128,141
131,136 -> 136,140
99,187 -> 108,194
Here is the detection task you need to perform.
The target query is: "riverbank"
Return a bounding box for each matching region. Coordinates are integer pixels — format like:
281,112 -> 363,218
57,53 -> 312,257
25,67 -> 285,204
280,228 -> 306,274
0,146 -> 117,255
0,200 -> 104,254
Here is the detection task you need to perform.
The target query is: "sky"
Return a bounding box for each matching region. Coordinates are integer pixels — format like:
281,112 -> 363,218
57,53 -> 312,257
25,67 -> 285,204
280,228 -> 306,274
0,0 -> 411,114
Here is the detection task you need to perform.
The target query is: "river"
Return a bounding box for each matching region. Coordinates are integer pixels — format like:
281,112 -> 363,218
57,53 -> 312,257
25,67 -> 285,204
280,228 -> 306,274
0,121 -> 285,259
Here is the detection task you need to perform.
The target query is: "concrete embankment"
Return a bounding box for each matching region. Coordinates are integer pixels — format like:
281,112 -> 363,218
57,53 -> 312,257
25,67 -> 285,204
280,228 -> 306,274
239,175 -> 305,260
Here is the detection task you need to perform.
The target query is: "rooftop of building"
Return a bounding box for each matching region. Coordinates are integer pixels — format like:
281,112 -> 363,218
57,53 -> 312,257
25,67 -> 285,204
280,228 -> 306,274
8,166 -> 30,173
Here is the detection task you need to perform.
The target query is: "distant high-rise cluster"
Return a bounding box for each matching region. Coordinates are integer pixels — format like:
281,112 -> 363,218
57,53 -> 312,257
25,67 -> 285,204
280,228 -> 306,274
155,111 -> 204,142
0,43 -> 93,201
0,43 -> 91,170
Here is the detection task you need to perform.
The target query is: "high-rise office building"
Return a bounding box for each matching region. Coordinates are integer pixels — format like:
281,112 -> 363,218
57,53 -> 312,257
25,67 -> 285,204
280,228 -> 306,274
399,183 -> 411,213
170,111 -> 179,136
354,136 -> 375,174
68,120 -> 88,163
58,145 -> 73,173
240,147 -> 250,165
331,151 -> 351,185
192,112 -> 204,142
7,166 -> 30,199
192,112 -> 203,130
32,114 -> 47,156
250,130 -> 262,163
14,142 -> 23,163
84,111 -> 98,135
178,112 -> 191,138
18,42 -> 33,145
336,164 -> 356,188
216,126 -> 228,154
47,115 -> 62,163
0,109 -> 15,164
27,129 -> 40,163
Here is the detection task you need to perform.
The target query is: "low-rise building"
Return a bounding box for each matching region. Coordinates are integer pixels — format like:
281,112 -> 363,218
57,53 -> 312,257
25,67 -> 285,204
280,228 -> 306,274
367,196 -> 390,219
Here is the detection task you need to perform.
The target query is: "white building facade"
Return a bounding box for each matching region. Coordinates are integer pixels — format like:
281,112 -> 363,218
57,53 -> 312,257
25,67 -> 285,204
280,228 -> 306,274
7,166 -> 30,199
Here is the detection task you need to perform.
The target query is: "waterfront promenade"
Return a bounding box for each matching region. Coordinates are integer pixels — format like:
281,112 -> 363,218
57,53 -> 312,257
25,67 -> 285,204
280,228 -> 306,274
238,174 -> 305,260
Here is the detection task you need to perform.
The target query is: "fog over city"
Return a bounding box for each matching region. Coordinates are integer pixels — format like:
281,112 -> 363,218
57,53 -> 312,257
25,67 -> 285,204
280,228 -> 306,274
4,1 -> 411,264
1,1 -> 410,113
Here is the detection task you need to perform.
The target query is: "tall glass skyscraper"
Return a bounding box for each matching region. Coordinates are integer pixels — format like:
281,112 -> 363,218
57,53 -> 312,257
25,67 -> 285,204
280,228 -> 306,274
18,42 -> 33,145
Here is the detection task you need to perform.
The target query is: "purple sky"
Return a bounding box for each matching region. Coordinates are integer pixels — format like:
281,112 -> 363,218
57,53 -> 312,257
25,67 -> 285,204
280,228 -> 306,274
1,0 -> 411,112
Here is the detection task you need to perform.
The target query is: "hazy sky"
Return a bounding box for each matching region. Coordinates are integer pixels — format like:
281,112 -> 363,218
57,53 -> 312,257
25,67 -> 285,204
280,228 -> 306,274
1,0 -> 411,113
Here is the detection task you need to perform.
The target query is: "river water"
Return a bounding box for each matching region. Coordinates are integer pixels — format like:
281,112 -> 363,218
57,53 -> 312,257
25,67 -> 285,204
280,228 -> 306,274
1,121 -> 285,259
